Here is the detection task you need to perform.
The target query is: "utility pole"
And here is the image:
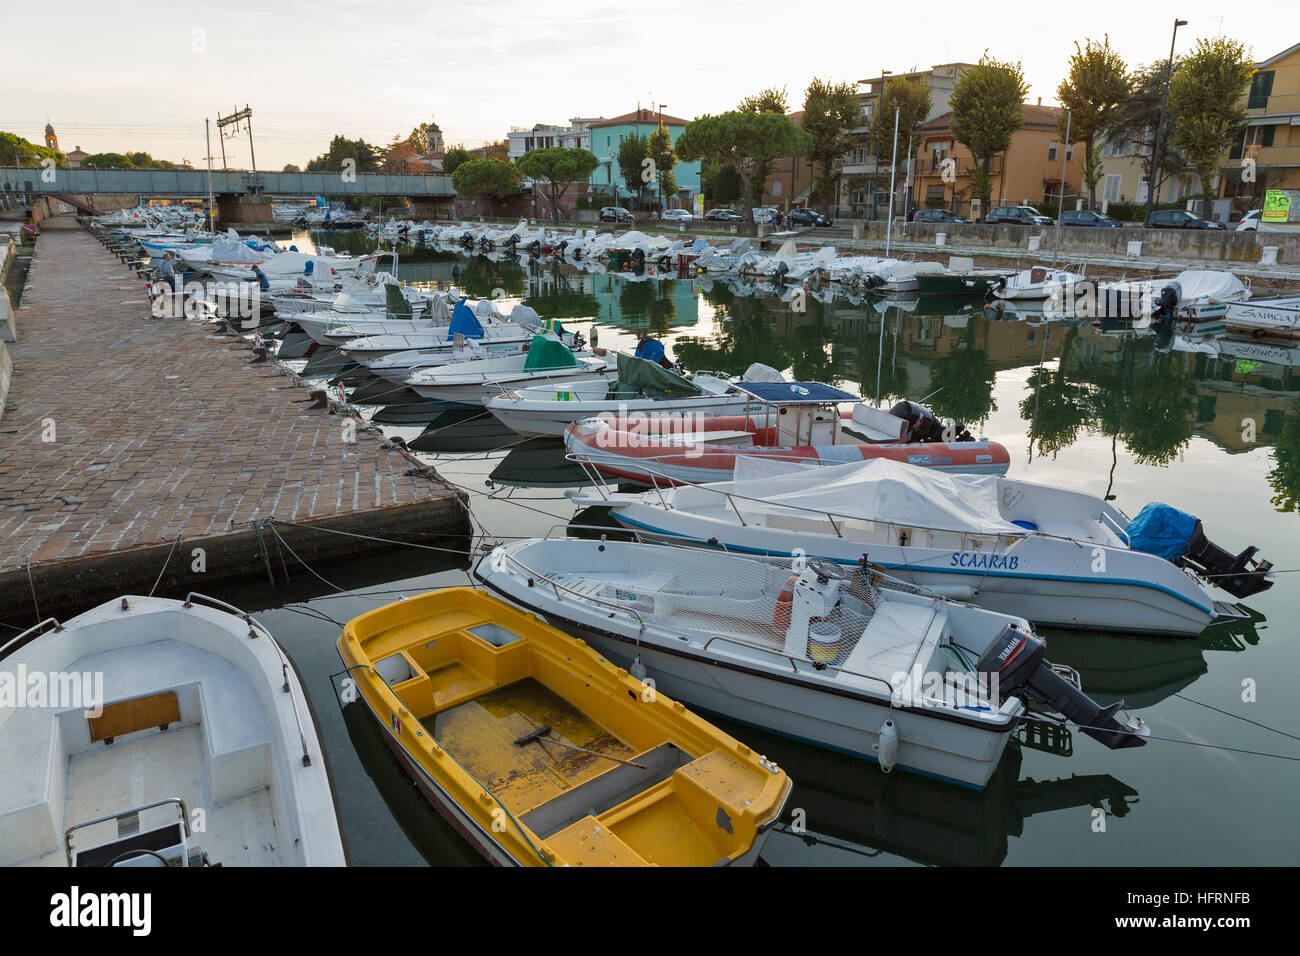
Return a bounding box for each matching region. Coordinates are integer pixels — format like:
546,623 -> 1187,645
1053,109 -> 1071,265
205,118 -> 214,234
1144,18 -> 1187,227
216,105 -> 256,180
658,103 -> 666,215
885,107 -> 899,256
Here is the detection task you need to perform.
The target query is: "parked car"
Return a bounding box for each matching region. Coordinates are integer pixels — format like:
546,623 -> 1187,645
661,208 -> 693,222
788,208 -> 831,227
704,208 -> 746,222
599,206 -> 635,223
1149,209 -> 1225,230
911,208 -> 971,224
1236,209 -> 1262,232
1059,209 -> 1121,228
986,205 -> 1054,226
751,206 -> 777,224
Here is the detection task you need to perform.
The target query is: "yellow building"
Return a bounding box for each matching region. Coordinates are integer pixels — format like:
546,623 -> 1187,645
1221,42 -> 1300,211
913,103 -> 1085,220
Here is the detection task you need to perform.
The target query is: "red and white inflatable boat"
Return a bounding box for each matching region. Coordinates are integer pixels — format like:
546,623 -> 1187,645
563,404 -> 1011,486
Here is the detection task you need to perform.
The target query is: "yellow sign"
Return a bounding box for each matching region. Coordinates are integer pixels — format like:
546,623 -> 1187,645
1262,189 -> 1291,223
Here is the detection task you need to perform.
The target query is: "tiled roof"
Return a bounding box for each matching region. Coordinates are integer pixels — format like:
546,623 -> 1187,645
589,109 -> 692,128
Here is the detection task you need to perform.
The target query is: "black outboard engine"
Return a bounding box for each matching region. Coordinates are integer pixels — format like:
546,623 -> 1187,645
978,624 -> 1145,750
1153,281 -> 1181,320
1181,520 -> 1274,598
887,400 -> 972,443
773,261 -> 790,280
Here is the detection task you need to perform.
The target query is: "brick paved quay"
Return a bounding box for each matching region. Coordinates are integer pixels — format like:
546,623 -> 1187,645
0,218 -> 470,624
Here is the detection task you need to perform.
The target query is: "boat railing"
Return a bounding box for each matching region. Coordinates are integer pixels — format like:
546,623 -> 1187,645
488,548 -> 648,635
64,796 -> 190,866
567,450 -> 1049,552
183,592 -> 313,768
0,616 -> 65,659
1100,511 -> 1131,547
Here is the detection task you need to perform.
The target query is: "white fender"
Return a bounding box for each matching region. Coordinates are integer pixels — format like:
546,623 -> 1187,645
875,719 -> 899,773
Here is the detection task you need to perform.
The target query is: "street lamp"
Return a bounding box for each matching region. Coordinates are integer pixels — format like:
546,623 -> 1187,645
873,71 -> 891,221
658,103 -> 666,216
1144,17 -> 1188,227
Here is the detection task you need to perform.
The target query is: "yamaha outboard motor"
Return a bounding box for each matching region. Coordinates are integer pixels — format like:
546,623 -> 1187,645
1126,502 -> 1272,599
1153,281 -> 1181,320
978,624 -> 1145,750
887,400 -> 973,443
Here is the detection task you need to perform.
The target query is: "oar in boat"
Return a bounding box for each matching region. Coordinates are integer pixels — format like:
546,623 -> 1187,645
512,725 -> 649,770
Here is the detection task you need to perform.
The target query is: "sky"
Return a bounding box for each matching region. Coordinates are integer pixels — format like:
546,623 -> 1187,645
3,0 -> 1297,170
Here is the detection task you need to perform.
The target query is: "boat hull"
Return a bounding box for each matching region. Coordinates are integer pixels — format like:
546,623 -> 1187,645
602,504 -> 1214,636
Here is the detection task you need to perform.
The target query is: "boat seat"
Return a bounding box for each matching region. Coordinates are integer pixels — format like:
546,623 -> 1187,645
841,602 -> 938,684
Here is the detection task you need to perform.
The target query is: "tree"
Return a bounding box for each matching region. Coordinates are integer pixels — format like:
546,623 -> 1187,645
1,131 -> 63,166
949,56 -> 1029,218
617,133 -> 651,203
450,157 -> 521,215
442,145 -> 471,174
305,135 -> 380,173
1109,58 -> 1186,198
701,158 -> 741,204
382,138 -> 421,174
1056,37 -> 1131,209
408,123 -> 435,154
1168,37 -> 1254,216
739,87 -> 790,204
282,163 -> 301,172
515,147 -> 600,222
868,76 -> 933,217
676,111 -> 811,220
81,152 -> 136,169
801,78 -> 861,216
647,126 -> 677,208
477,140 -> 510,161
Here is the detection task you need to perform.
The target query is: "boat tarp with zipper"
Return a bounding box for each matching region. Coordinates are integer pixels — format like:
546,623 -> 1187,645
1124,502 -> 1197,561
447,298 -> 485,339
605,353 -> 702,400
523,335 -> 578,371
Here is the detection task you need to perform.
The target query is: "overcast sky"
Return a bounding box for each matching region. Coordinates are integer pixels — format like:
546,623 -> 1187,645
3,0 -> 1296,169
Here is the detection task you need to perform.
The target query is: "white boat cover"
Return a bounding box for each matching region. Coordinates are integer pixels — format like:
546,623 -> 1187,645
742,362 -> 785,383
1173,270 -> 1247,303
698,457 -> 1026,535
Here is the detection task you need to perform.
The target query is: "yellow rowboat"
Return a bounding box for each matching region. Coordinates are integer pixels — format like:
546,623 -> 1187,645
338,587 -> 792,866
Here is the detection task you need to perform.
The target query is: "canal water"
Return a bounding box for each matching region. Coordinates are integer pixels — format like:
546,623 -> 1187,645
208,230 -> 1300,866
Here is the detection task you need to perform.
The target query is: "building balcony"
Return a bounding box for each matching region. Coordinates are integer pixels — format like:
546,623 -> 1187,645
1223,145 -> 1300,169
1244,91 -> 1300,115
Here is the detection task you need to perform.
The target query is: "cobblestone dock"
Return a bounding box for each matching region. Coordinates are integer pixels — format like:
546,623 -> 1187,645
0,218 -> 470,624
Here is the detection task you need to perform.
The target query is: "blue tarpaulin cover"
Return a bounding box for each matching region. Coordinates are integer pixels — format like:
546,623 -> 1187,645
1125,502 -> 1198,561
447,298 -> 485,339
737,381 -> 862,404
635,338 -> 667,364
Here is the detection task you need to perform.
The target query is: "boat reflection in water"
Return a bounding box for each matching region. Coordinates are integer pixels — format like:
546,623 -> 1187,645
487,439 -> 596,489
1040,605 -> 1266,709
709,717 -> 1138,867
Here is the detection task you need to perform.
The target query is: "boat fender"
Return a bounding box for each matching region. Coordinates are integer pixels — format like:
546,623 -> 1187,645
629,655 -> 648,681
875,719 -> 899,773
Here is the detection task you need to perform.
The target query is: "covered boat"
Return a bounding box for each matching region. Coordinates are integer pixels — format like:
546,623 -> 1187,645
477,540 -> 1147,790
575,457 -> 1272,637
406,336 -> 616,406
337,587 -> 791,865
486,352 -> 753,437
0,594 -> 346,867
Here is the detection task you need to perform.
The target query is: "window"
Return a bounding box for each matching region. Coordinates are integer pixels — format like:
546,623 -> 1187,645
1048,141 -> 1058,161
771,179 -> 782,196
1103,174 -> 1121,204
1136,175 -> 1149,204
1065,143 -> 1074,161
1248,71 -> 1274,110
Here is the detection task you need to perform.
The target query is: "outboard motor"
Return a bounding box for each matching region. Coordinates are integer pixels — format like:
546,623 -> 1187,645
1153,281 -> 1181,319
773,261 -> 790,280
978,624 -> 1145,750
1181,519 -> 1273,598
887,400 -> 972,443
1125,502 -> 1272,599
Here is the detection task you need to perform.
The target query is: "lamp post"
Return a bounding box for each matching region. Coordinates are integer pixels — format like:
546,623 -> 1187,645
658,103 -> 666,215
872,71 -> 891,221
1144,17 -> 1187,227
1053,109 -> 1072,265
885,106 -> 900,256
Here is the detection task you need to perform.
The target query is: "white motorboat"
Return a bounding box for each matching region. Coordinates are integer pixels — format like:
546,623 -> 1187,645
1097,269 -> 1250,328
485,352 -> 761,437
475,539 -> 1147,790
0,594 -> 347,867
574,457 -> 1273,637
406,336 -> 616,406
991,265 -> 1084,300
1224,295 -> 1300,337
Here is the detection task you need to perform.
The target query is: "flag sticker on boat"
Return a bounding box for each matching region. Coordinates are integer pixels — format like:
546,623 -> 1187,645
391,712 -> 401,736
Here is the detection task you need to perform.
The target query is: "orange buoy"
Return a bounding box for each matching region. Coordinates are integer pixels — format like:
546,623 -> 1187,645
773,573 -> 799,633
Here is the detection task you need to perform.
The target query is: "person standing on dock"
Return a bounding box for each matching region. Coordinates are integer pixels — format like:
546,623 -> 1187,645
252,264 -> 270,292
